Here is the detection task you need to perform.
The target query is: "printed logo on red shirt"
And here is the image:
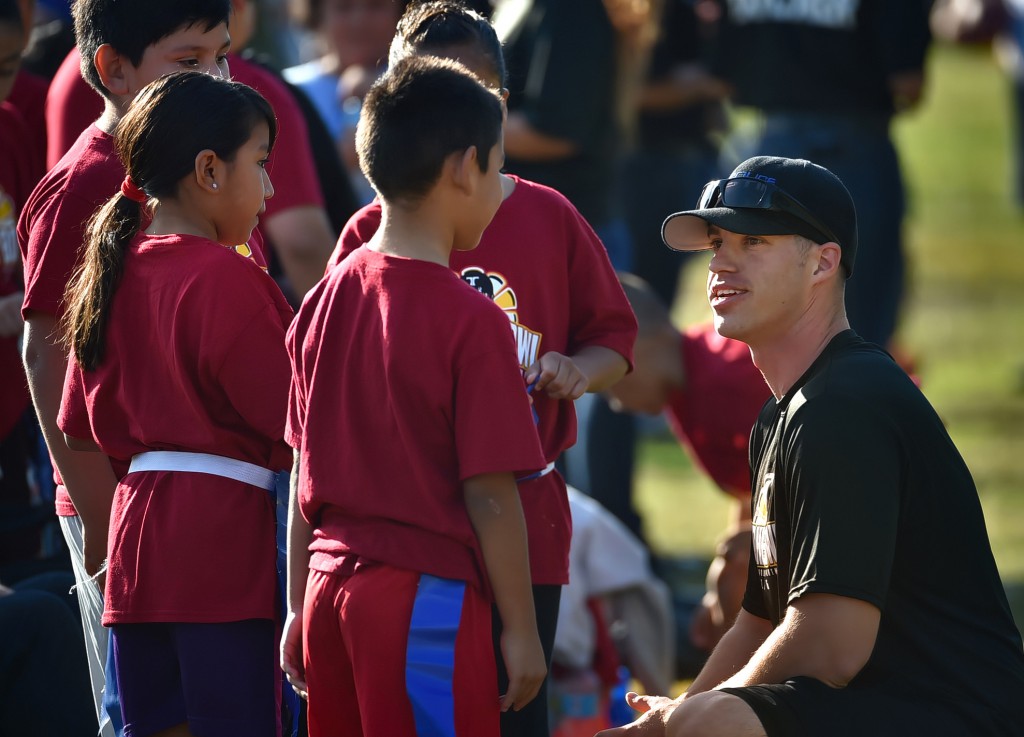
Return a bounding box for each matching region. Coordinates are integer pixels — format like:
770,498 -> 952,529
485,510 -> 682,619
231,241 -> 268,272
459,266 -> 542,369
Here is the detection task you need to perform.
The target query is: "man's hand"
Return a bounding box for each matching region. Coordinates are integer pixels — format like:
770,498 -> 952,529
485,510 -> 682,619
525,352 -> 588,400
280,608 -> 307,700
596,692 -> 680,736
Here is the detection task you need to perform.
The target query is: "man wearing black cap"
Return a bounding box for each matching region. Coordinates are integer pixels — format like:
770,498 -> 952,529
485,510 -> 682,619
598,156 -> 1024,737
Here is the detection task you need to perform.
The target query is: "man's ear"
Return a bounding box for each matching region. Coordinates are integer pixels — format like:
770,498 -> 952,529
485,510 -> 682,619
93,44 -> 131,98
811,242 -> 843,281
193,149 -> 223,194
449,146 -> 480,195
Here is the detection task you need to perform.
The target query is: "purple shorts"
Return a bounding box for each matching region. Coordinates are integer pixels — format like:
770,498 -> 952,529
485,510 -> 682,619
111,619 -> 277,737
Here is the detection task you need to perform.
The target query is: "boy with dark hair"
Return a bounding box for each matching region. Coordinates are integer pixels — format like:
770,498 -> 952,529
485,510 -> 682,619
17,2 -> 233,734
282,55 -> 547,737
46,0 -> 343,302
330,7 -> 637,735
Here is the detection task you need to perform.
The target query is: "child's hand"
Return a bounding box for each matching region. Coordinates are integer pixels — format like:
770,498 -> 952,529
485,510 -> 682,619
499,625 -> 547,712
525,352 -> 588,400
280,609 -> 308,700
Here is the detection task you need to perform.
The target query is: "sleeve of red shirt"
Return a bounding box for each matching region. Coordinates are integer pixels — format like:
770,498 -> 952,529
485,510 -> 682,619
228,56 -> 325,218
19,187 -> 94,319
453,307 -> 546,480
563,203 -> 637,369
285,304 -> 313,450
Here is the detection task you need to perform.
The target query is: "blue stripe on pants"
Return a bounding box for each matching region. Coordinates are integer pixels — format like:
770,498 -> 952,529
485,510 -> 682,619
406,575 -> 465,737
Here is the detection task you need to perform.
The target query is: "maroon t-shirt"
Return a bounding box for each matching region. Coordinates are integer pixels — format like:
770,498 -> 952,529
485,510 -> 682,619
666,324 -> 771,498
59,233 -> 293,625
287,247 -> 546,594
331,176 -> 637,584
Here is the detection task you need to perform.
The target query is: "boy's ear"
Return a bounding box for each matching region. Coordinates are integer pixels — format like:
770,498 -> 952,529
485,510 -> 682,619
194,149 -> 224,194
93,44 -> 132,98
449,146 -> 480,196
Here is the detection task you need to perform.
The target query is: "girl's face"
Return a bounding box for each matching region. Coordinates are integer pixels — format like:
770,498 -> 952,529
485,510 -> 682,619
322,0 -> 403,69
215,122 -> 274,247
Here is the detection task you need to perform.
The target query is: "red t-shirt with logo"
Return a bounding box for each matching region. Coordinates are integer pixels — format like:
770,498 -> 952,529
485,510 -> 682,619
666,325 -> 771,498
330,176 -> 637,584
58,233 -> 293,624
287,247 -> 546,594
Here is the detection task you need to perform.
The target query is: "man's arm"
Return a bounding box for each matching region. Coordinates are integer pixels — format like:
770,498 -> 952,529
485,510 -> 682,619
594,610 -> 772,736
597,595 -> 878,735
281,450 -> 313,699
263,205 -> 336,299
719,593 -> 880,690
22,313 -> 116,575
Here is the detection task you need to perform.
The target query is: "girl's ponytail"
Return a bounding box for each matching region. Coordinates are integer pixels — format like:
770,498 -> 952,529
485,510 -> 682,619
62,184 -> 145,371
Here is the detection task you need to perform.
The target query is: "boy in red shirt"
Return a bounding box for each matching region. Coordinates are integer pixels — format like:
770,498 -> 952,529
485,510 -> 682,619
283,56 -> 547,737
17,2 -> 234,733
45,0 -> 339,301
331,7 -> 637,734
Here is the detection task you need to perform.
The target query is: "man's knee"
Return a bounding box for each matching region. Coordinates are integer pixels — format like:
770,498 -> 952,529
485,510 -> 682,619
668,691 -> 766,737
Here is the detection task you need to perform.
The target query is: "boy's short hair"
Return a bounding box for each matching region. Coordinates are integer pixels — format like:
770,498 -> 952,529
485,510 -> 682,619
356,54 -> 503,204
72,0 -> 231,98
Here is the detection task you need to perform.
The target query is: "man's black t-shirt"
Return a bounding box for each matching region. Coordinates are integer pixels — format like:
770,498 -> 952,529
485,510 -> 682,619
745,330 -> 1024,721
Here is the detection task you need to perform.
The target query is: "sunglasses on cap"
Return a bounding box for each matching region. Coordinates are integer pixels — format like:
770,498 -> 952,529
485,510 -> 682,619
697,177 -> 842,246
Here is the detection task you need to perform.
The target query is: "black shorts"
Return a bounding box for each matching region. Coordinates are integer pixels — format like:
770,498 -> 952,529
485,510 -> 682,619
720,676 -> 1008,737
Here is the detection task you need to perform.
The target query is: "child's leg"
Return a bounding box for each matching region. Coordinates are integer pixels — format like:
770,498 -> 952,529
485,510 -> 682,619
303,565 -> 499,737
491,584 -> 561,737
112,620 -> 277,737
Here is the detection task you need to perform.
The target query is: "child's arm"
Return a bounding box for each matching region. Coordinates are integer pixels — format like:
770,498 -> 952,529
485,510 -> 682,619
281,450 -> 313,700
25,314 -> 117,577
463,471 -> 546,712
526,345 -> 629,399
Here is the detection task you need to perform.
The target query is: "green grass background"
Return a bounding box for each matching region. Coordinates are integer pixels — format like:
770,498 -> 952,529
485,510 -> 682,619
636,42 -> 1024,626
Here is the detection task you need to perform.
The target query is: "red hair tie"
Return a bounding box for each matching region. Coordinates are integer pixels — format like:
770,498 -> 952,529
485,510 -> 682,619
120,177 -> 147,204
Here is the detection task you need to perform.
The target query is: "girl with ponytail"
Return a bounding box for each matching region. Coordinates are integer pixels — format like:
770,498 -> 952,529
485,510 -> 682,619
59,70 -> 293,737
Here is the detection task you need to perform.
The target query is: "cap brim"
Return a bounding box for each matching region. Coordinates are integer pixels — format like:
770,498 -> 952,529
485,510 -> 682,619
661,208 -> 816,252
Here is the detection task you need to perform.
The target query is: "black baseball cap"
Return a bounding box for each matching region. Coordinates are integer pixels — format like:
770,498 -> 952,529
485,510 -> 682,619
661,156 -> 859,277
